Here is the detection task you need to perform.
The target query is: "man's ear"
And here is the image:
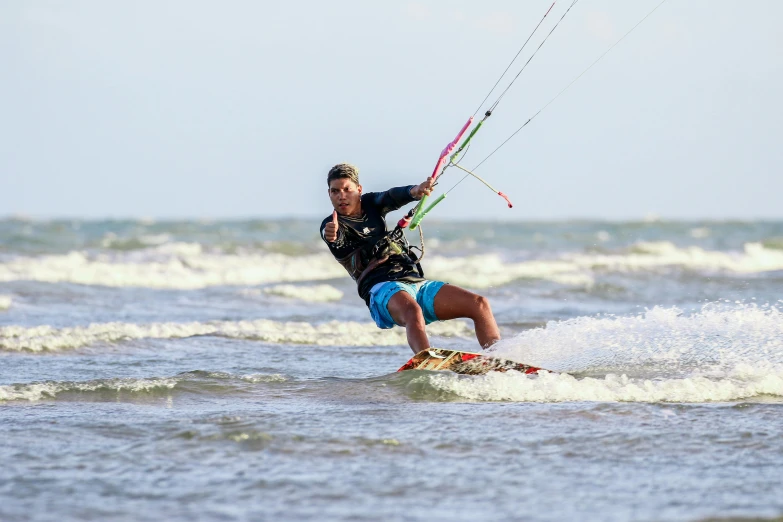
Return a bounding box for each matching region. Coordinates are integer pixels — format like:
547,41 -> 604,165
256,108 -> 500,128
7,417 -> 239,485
357,185 -> 362,195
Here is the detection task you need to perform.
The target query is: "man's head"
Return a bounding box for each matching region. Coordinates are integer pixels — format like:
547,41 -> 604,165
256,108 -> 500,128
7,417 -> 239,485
327,163 -> 362,216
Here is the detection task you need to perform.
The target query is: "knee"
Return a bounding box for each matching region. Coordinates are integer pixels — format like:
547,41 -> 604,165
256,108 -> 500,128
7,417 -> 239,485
399,303 -> 425,327
472,295 -> 491,317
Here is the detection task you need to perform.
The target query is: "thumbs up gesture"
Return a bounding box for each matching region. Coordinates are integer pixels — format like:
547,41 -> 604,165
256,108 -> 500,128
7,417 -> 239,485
324,210 -> 339,243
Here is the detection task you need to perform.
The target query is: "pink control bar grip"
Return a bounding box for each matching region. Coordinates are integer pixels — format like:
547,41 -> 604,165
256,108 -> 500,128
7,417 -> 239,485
430,117 -> 473,180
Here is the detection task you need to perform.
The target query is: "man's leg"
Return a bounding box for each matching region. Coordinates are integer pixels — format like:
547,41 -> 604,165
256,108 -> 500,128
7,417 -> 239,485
433,285 -> 501,349
387,291 -> 429,354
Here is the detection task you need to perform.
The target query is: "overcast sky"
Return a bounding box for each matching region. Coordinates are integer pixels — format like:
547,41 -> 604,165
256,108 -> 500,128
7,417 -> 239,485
1,0 -> 781,220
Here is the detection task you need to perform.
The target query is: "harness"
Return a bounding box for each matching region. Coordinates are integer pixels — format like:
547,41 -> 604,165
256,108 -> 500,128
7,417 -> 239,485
335,225 -> 424,286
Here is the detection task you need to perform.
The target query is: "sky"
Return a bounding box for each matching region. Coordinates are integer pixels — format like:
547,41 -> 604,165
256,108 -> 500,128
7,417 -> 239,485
1,0 -> 781,221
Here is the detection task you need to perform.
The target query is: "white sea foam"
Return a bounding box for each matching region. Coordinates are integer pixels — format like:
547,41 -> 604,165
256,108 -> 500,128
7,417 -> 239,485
0,377 -> 178,402
571,241 -> 783,274
488,303 -> 783,376
689,227 -> 711,238
1,241 -> 781,290
0,372 -> 286,403
407,303 -> 783,403
426,242 -> 783,288
0,318 -> 472,352
427,254 -> 594,288
427,241 -> 783,288
420,364 -> 783,403
100,232 -> 172,249
240,373 -> 288,383
0,245 -> 345,289
0,295 -> 11,310
185,371 -> 289,384
258,284 -> 344,302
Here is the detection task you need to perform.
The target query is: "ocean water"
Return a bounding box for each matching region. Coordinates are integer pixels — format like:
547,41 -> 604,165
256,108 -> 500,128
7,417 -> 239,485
1,217 -> 782,521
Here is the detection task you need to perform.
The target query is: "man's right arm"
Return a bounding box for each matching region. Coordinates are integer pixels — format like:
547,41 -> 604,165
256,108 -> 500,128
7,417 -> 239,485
320,213 -> 350,256
323,210 -> 339,243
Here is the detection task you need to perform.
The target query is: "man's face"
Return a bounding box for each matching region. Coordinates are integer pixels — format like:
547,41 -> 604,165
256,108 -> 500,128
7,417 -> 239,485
329,178 -> 362,216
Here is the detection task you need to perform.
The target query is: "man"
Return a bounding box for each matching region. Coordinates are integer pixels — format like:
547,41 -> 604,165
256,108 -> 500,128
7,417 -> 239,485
320,163 -> 501,354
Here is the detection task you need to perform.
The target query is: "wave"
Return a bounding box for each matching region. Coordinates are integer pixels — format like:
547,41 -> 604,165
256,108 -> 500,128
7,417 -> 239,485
429,241 -> 783,288
0,370 -> 288,403
406,364 -> 783,403
426,255 -> 594,287
569,241 -> 783,274
0,295 -> 10,311
0,318 -> 473,352
488,303 -> 783,375
388,302 -> 783,403
243,284 -> 344,302
1,241 -> 781,289
0,376 -> 179,402
4,360 -> 781,406
0,243 -> 346,289
99,232 -> 172,250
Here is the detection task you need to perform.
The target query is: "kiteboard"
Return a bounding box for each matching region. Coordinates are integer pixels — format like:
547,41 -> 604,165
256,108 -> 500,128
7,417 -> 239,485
397,348 -> 542,376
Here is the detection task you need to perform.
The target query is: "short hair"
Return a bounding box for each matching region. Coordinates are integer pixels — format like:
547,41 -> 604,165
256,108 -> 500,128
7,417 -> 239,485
327,163 -> 359,187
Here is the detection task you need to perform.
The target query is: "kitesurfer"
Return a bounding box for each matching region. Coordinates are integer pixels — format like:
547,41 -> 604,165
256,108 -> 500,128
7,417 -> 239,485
320,163 -> 501,354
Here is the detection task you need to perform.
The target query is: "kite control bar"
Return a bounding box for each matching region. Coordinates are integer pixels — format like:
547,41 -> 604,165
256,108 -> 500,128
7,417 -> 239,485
399,113 -> 512,230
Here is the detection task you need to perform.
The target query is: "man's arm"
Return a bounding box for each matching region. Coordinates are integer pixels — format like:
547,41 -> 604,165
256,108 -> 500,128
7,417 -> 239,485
367,179 -> 435,216
321,212 -> 358,259
323,210 -> 339,243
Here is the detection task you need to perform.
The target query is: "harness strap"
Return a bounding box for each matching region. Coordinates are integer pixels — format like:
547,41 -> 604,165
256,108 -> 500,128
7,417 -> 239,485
356,255 -> 390,286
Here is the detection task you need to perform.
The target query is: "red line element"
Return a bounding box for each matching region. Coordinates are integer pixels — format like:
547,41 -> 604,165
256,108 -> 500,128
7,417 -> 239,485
498,192 -> 513,208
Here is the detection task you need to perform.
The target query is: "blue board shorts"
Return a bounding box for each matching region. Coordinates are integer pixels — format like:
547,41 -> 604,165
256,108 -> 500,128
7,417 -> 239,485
368,280 -> 447,330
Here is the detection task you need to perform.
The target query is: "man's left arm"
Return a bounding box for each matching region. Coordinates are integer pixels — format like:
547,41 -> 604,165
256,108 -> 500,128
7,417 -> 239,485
371,179 -> 434,216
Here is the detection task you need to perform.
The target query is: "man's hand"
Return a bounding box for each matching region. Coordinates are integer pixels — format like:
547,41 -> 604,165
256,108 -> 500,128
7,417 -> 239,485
411,178 -> 435,200
324,210 -> 339,242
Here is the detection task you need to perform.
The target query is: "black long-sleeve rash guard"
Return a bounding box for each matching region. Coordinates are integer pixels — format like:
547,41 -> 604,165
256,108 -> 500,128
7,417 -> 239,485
320,185 -> 425,306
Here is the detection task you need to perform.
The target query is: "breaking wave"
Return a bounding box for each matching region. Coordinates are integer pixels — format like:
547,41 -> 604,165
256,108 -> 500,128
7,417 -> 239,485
247,284 -> 344,302
0,295 -> 11,311
0,318 -> 473,352
408,364 -> 783,403
0,243 -> 345,289
0,371 -> 289,403
426,255 -> 593,287
569,241 -> 783,274
395,302 -> 783,404
429,241 -> 783,288
489,303 -> 783,375
0,377 -> 179,402
1,241 -> 781,290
